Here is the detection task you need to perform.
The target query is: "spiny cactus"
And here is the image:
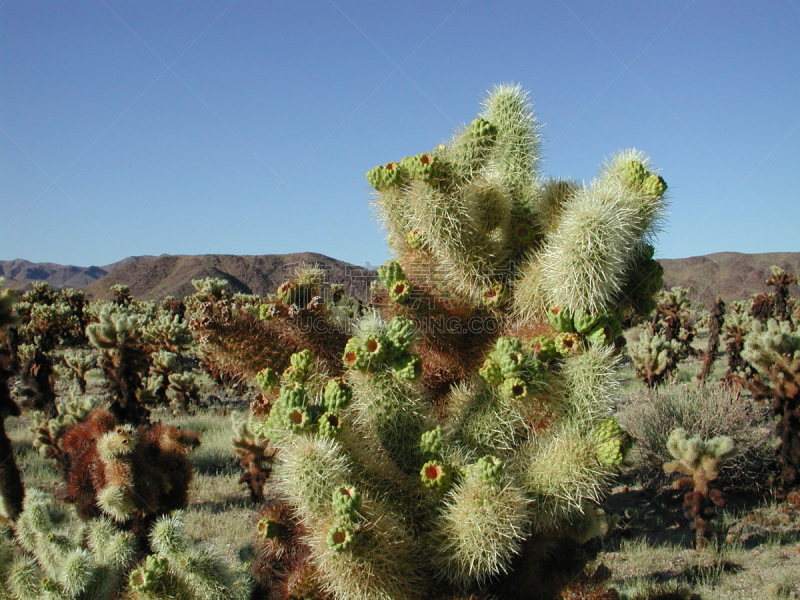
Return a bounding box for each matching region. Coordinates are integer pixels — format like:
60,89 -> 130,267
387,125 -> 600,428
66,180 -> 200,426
663,428 -> 737,548
245,84 -> 662,599
127,512 -> 252,600
2,489 -> 137,600
60,410 -> 199,545
765,265 -> 798,323
738,318 -> 800,492
62,350 -> 98,394
87,307 -> 151,425
698,297 -> 725,381
627,329 -> 682,388
31,393 -> 98,475
232,419 -> 276,503
0,279 -> 24,522
142,313 -> 193,356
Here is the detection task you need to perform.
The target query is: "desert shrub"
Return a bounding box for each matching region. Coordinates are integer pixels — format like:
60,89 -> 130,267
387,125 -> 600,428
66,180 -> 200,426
617,381 -> 771,486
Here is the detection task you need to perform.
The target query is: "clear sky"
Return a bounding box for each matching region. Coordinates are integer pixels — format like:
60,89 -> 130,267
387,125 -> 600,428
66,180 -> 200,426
2,1 -> 799,268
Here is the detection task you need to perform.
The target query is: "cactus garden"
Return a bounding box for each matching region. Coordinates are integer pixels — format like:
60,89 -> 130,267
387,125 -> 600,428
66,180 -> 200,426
1,85 -> 800,600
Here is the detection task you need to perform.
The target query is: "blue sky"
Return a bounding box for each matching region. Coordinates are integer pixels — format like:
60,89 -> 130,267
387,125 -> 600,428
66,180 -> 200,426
2,1 -> 799,268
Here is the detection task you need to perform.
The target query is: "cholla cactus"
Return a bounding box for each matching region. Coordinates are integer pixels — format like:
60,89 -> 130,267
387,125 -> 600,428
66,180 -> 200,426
663,428 -> 737,548
0,279 -> 24,521
87,307 -> 151,425
62,350 -> 98,394
142,314 -> 193,356
167,372 -> 200,414
739,318 -> 800,491
110,284 -> 132,307
246,84 -> 662,598
2,490 -> 137,600
627,329 -> 682,387
127,512 -> 252,600
232,419 -> 276,503
765,265 -> 798,323
32,394 -> 98,474
698,298 -> 725,381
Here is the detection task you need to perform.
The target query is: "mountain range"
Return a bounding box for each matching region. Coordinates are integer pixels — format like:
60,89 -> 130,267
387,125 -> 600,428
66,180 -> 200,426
2,251 -> 799,307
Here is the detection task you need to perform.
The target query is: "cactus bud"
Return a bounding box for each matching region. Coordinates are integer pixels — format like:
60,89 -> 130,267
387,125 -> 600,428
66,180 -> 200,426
475,455 -> 504,487
390,353 -> 422,380
326,525 -> 356,552
642,173 -> 667,197
420,460 -> 451,491
318,412 -> 342,439
387,279 -> 411,304
547,305 -> 575,332
323,377 -> 352,411
420,426 -> 445,456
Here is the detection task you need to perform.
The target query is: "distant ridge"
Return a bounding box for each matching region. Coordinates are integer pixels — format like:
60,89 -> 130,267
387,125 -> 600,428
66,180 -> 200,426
659,251 -> 800,306
79,253 -> 375,302
2,252 -> 798,307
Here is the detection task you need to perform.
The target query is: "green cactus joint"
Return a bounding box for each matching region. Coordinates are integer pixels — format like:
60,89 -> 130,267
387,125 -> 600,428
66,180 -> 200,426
388,279 -> 412,304
586,318 -> 620,346
386,316 -> 416,352
420,460 -> 452,491
406,229 -> 423,248
257,518 -> 284,539
277,280 -> 299,305
479,357 -> 503,386
528,336 -> 559,363
499,377 -> 528,400
318,412 -> 342,438
377,260 -> 406,288
642,173 -> 668,197
483,284 -> 508,308
278,384 -> 308,410
401,152 -> 446,183
572,309 -> 603,334
363,336 -> 388,361
323,377 -> 353,411
342,338 -> 368,370
420,426 -> 445,456
475,455 -> 504,487
367,161 -> 407,191
495,336 -> 524,355
255,367 -> 279,392
391,353 -> 422,380
547,305 -> 575,332
332,485 -> 362,521
327,525 -> 356,552
290,349 -> 314,374
464,117 -> 498,144
284,407 -> 313,433
621,160 -> 649,189
555,332 -> 582,356
595,419 -> 634,468
501,351 -> 528,380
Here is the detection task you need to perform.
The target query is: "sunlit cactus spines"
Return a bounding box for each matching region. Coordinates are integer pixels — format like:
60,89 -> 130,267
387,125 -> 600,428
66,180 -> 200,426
250,84 -> 668,599
664,428 -> 737,548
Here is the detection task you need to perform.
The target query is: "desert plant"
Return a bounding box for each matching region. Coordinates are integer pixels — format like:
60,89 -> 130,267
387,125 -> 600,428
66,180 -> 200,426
722,304 -> 754,380
232,418 -> 276,503
0,279 -> 24,521
111,284 -> 132,307
167,371 -> 201,414
698,297 -> 725,382
87,307 -> 151,425
247,83 -> 667,600
765,265 -> 798,324
142,313 -> 194,356
739,318 -> 800,492
627,329 -> 682,388
663,428 -> 737,548
31,393 -> 99,475
617,381 -> 771,487
62,350 -> 98,394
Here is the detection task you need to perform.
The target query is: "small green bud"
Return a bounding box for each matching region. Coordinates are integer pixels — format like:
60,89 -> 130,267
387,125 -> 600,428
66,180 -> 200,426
387,279 -> 411,304
499,377 -> 528,399
283,406 -> 313,433
366,161 -> 406,191
318,412 -> 342,439
642,173 -> 667,197
420,460 -> 451,491
621,160 -> 649,188
323,377 -> 352,411
475,455 -> 504,487
400,153 -> 447,183
342,338 -> 368,370
327,525 -> 356,552
377,260 -> 406,288
278,385 -> 307,409
255,367 -> 279,392
547,305 -> 575,332
332,486 -> 362,522
479,357 -> 503,386
528,336 -> 558,362
420,426 -> 445,456
385,316 -> 416,353
390,353 -> 422,380
573,309 -> 603,334
406,229 -> 423,248
290,349 -> 313,374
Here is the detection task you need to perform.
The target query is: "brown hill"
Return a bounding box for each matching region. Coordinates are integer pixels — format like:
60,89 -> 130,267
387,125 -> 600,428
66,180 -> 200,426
80,253 -> 376,302
660,252 -> 800,307
0,257 -> 145,291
